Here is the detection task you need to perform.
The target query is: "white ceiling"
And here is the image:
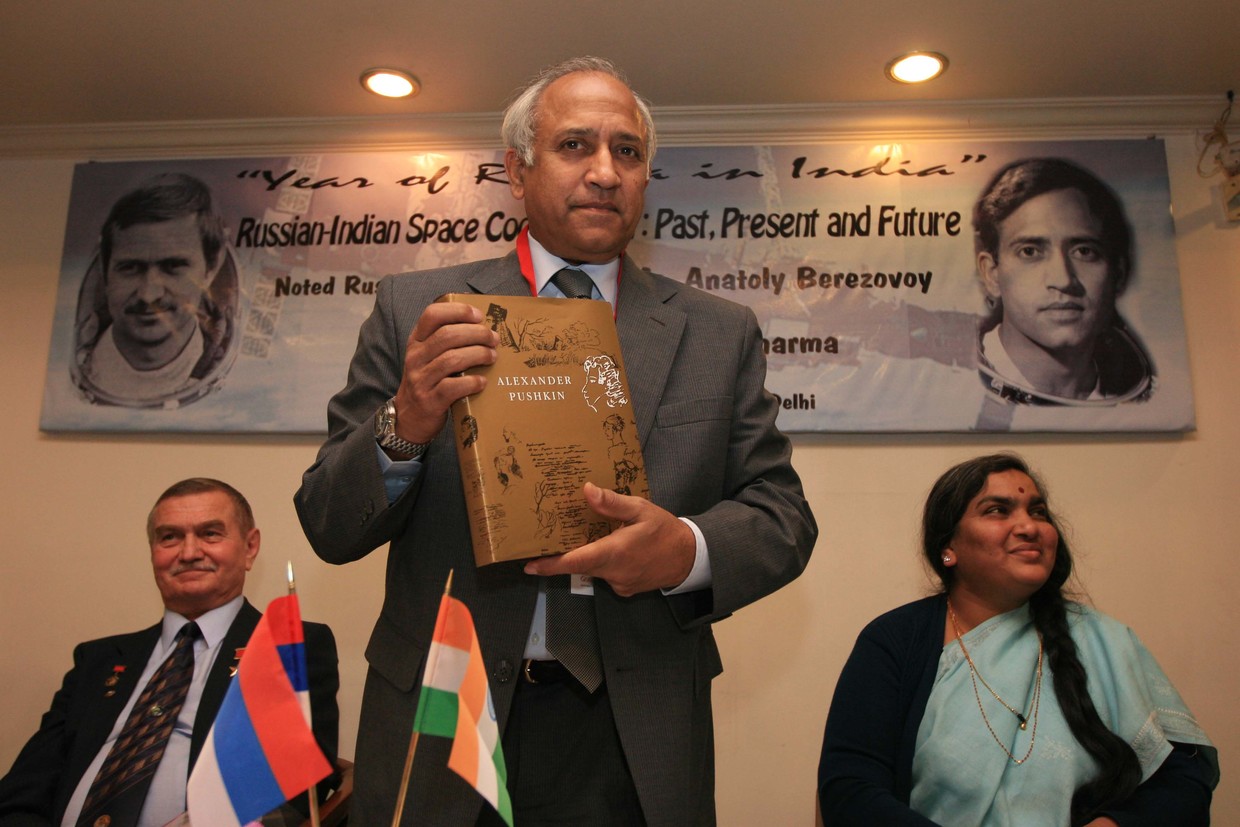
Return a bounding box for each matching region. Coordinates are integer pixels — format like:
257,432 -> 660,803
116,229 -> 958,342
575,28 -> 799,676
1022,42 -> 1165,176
2,0 -> 1235,131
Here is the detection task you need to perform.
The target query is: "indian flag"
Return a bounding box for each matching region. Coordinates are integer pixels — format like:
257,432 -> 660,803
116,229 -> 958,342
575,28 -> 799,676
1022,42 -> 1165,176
413,592 -> 513,826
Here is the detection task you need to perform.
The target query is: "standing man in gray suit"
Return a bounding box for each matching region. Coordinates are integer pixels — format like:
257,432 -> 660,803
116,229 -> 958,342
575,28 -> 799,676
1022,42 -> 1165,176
295,56 -> 817,827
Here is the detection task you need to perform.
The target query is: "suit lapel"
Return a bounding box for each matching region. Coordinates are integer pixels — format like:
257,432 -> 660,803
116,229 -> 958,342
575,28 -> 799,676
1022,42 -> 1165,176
188,600 -> 260,771
68,625 -> 163,790
462,252 -> 531,297
615,259 -> 686,445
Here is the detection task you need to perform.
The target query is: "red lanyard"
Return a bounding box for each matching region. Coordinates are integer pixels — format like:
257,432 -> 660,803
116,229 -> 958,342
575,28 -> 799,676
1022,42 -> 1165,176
516,226 -> 539,295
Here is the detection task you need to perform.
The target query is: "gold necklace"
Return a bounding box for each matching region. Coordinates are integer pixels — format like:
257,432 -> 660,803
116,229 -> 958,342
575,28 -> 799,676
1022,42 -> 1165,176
947,600 -> 1044,765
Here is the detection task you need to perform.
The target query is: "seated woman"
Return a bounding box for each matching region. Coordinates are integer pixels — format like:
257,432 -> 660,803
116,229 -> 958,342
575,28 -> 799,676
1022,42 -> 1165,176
818,453 -> 1217,826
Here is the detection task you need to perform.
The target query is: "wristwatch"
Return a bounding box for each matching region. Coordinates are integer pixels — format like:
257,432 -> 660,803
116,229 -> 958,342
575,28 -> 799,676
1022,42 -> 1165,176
374,397 -> 431,459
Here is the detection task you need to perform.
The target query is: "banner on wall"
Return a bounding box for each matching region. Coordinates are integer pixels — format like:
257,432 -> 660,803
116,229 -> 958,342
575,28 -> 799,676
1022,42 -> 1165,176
39,139 -> 1194,433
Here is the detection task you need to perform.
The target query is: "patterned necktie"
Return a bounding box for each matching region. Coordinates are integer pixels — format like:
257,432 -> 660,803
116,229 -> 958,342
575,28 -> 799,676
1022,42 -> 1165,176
77,621 -> 201,827
545,575 -> 604,692
550,266 -> 597,301
544,265 -> 605,691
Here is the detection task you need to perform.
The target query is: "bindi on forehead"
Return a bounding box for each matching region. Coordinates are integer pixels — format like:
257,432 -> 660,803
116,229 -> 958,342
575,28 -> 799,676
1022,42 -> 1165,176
1018,486 -> 1025,493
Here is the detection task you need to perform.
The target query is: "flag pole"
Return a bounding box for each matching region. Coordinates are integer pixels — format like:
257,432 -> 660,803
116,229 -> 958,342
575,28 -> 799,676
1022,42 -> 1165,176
288,562 -> 322,827
391,569 -> 454,827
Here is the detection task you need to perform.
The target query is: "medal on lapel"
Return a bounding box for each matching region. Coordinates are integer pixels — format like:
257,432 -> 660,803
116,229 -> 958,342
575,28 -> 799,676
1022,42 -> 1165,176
103,665 -> 125,697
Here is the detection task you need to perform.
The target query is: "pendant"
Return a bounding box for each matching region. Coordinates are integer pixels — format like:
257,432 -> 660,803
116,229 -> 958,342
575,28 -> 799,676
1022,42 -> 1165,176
1017,714 -> 1027,730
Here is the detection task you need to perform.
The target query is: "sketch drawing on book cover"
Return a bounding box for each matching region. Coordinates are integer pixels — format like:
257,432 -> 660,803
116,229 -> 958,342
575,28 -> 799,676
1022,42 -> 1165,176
581,354 -> 628,412
475,298 -> 646,499
604,414 -> 642,495
448,292 -> 650,564
460,414 -> 479,448
493,443 -> 524,491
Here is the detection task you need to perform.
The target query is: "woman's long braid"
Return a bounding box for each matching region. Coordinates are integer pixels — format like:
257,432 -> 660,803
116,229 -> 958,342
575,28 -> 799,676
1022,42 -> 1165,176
1028,561 -> 1141,825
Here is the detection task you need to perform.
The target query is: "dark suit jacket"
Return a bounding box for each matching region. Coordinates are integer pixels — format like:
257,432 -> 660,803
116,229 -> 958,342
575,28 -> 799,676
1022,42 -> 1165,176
295,252 -> 817,827
0,600 -> 339,826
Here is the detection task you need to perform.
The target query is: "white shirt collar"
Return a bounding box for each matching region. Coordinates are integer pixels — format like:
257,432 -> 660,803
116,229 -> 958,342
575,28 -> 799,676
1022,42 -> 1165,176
527,232 -> 620,305
982,325 -> 1104,401
88,323 -> 204,400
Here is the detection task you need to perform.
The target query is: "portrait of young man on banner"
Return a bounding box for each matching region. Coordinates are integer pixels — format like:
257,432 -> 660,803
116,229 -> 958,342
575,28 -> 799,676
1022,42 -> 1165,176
972,157 -> 1155,407
38,139 -> 1194,434
70,173 -> 239,409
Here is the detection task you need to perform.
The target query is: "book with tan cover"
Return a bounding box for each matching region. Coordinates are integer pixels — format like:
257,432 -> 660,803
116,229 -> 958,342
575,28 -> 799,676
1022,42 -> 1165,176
439,292 -> 650,566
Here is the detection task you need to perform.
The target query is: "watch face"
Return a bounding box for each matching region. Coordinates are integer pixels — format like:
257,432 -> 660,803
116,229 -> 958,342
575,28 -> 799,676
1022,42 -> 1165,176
375,402 -> 395,438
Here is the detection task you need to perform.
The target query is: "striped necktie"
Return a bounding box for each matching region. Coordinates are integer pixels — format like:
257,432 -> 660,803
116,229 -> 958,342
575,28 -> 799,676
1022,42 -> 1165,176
77,621 -> 201,827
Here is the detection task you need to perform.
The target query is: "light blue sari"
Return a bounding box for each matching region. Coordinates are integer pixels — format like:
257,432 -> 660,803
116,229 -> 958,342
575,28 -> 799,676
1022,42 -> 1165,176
910,603 -> 1214,826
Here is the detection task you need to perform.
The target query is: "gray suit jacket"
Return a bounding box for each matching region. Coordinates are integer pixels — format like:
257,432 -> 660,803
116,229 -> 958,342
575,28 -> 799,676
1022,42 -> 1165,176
295,252 -> 816,826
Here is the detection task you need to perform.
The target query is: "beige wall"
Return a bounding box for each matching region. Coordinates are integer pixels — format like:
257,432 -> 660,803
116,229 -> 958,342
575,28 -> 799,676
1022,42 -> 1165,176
2,130 -> 1236,823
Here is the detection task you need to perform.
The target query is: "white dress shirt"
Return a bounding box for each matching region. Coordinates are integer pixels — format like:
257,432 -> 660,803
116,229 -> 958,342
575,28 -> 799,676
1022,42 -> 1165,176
60,597 -> 244,827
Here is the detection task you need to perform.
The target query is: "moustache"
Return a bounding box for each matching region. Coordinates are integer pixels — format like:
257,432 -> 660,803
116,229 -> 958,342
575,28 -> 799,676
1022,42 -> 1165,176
124,298 -> 181,315
171,562 -> 218,575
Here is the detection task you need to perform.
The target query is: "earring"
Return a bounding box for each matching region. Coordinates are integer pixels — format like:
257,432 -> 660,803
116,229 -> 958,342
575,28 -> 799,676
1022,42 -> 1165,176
942,554 -> 952,565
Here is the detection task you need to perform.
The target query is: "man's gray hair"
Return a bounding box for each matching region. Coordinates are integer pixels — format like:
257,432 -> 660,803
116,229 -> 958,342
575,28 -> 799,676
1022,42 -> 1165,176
501,56 -> 657,175
147,477 -> 255,540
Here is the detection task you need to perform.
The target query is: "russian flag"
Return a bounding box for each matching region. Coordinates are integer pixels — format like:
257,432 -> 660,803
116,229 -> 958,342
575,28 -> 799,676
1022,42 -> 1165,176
187,595 -> 333,827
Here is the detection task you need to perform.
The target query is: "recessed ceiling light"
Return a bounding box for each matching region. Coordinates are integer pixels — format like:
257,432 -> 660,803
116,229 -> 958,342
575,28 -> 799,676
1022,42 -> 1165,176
885,52 -> 948,84
361,68 -> 420,98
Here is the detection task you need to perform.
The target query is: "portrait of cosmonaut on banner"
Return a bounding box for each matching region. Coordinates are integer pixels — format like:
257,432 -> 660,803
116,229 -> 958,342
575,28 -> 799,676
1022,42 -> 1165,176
70,173 -> 239,409
972,158 -> 1154,407
38,140 -> 1193,433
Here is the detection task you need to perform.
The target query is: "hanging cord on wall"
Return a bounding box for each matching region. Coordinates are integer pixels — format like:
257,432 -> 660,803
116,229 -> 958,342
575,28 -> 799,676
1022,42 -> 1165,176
1198,90 -> 1235,178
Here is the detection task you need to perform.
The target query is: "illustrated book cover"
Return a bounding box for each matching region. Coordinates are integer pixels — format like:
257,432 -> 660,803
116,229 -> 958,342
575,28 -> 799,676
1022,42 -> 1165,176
439,292 -> 650,566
